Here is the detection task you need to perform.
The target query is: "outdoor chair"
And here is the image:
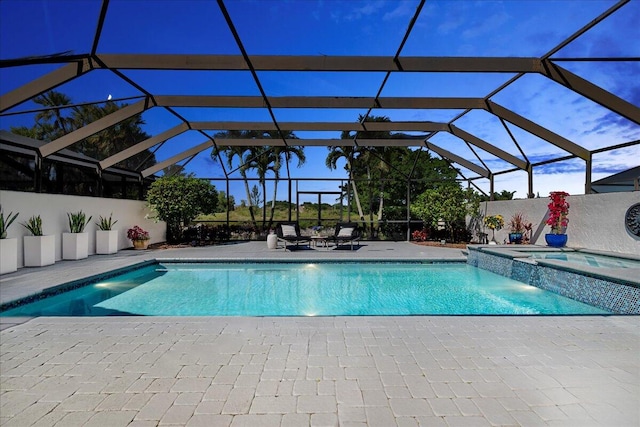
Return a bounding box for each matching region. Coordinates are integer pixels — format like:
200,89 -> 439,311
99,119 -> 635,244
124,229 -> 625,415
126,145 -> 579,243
276,222 -> 311,250
329,222 -> 362,250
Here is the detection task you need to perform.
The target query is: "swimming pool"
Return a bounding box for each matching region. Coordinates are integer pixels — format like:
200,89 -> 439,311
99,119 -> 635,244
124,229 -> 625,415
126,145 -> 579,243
0,262 -> 609,316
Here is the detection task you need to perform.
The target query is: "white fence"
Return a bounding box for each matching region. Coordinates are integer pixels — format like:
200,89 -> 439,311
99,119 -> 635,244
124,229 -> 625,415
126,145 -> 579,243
478,192 -> 639,254
1,190 -> 166,268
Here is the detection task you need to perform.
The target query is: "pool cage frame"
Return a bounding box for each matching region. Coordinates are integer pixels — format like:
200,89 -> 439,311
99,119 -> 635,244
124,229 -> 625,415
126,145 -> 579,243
1,0 -> 638,242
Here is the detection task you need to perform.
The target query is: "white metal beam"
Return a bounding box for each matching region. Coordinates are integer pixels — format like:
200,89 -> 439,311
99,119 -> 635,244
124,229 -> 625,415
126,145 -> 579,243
0,60 -> 93,112
39,99 -> 148,157
449,125 -> 527,170
485,101 -> 590,160
424,141 -> 489,178
190,121 -> 449,132
96,54 -> 541,73
141,140 -> 213,177
99,123 -> 189,170
153,95 -> 485,109
540,60 -> 640,125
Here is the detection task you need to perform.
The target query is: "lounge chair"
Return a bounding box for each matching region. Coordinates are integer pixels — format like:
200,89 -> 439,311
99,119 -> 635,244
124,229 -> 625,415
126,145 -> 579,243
276,222 -> 310,250
329,222 -> 361,250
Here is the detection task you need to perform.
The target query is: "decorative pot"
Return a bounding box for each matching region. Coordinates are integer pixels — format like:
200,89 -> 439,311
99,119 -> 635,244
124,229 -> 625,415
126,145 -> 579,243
63,232 -> 89,260
1,238 -> 18,274
96,230 -> 118,254
24,235 -> 56,267
508,232 -> 523,244
132,239 -> 149,250
267,233 -> 277,249
545,233 -> 567,248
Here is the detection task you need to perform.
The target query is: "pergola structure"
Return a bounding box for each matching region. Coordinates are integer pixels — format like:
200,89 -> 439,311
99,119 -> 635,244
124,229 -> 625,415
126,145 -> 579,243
1,0 -> 638,200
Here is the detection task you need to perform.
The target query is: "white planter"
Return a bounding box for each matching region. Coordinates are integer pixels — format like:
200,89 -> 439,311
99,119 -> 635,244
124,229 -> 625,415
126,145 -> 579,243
63,232 -> 89,260
24,235 -> 55,267
0,238 -> 18,274
96,230 -> 118,254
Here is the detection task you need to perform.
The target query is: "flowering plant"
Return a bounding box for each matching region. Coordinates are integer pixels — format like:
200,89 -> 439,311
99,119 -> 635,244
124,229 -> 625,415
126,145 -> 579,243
483,214 -> 504,230
411,229 -> 428,242
311,225 -> 323,235
546,191 -> 569,234
127,225 -> 150,241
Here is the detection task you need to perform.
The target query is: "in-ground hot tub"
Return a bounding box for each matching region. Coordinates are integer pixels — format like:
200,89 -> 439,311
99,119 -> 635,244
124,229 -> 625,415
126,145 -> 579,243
467,246 -> 640,314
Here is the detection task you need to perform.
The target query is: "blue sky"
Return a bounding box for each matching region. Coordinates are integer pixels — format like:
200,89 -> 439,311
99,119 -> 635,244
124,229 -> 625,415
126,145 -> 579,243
1,0 -> 638,204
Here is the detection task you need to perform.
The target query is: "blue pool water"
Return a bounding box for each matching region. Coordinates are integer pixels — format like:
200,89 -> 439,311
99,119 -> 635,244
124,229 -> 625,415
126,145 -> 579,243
0,262 -> 610,316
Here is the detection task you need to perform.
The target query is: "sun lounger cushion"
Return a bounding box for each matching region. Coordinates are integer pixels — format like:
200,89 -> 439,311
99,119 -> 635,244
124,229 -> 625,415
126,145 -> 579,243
338,227 -> 354,237
281,224 -> 297,237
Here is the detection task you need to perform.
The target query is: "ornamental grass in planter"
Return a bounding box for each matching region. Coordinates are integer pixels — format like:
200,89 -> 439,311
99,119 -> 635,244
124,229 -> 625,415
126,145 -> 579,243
508,212 -> 532,244
63,211 -> 92,260
22,215 -> 55,267
0,207 -> 19,274
96,213 -> 118,254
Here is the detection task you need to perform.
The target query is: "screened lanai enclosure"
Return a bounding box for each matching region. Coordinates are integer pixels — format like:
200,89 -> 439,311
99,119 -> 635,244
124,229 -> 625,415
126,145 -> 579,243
1,0 -> 638,240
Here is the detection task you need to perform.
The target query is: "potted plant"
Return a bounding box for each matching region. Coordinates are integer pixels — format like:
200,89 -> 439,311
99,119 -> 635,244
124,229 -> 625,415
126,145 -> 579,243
411,228 -> 428,242
96,213 -> 118,255
22,215 -> 55,267
127,225 -> 150,250
545,191 -> 570,247
63,211 -> 92,260
483,214 -> 504,244
508,212 -> 531,244
1,207 -> 19,274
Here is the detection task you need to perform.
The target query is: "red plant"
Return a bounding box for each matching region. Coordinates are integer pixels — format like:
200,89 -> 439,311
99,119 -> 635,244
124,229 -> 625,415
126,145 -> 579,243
127,225 -> 150,241
546,191 -> 569,234
412,229 -> 428,242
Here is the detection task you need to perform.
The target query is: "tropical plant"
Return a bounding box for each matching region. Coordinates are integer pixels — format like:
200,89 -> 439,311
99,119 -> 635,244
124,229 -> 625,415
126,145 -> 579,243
326,144 -> 366,222
509,212 -> 530,234
411,185 -> 480,241
212,143 -> 259,227
265,144 -> 305,230
11,90 -> 157,176
546,191 -> 570,234
127,225 -> 150,241
330,115 -> 459,235
212,130 -> 305,232
67,211 -> 92,233
146,175 -> 218,243
0,207 -> 19,239
22,215 -> 43,236
96,213 -> 118,231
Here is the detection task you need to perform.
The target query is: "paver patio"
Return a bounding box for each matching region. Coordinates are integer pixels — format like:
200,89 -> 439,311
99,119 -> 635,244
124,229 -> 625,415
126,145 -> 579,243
1,242 -> 638,426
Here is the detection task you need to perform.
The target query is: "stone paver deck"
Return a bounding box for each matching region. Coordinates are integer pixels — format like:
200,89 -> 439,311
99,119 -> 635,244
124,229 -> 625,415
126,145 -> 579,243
1,242 -> 639,426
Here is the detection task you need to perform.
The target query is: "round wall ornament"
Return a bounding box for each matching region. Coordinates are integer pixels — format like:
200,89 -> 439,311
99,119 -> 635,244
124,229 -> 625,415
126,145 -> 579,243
625,203 -> 640,237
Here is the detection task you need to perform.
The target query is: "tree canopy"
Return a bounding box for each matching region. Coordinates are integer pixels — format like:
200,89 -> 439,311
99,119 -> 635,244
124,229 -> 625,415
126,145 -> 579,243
11,90 -> 156,171
146,175 -> 218,243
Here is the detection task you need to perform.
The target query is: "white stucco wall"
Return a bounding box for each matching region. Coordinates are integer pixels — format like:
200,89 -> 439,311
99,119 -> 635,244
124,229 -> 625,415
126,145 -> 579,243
479,192 -> 640,255
0,190 -> 166,268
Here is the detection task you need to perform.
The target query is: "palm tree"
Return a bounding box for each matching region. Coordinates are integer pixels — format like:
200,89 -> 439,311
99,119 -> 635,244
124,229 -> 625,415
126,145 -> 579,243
212,143 -> 258,228
326,144 -> 365,223
33,91 -> 72,138
248,146 -> 274,231
213,130 -> 305,231
268,143 -> 305,229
